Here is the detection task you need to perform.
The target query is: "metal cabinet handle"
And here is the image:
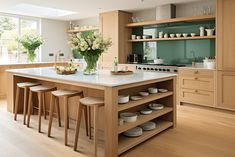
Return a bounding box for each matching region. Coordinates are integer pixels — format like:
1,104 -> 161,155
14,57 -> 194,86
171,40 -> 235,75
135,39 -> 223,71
195,90 -> 198,93
194,71 -> 199,74
194,77 -> 198,80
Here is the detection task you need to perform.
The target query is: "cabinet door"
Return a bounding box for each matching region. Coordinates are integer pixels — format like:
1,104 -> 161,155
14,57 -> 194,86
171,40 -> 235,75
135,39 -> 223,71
99,11 -> 118,69
217,71 -> 235,110
217,0 -> 235,71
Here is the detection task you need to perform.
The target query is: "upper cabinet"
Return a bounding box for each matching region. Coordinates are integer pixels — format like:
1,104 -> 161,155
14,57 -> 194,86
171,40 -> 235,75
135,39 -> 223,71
217,0 -> 235,71
99,11 -> 132,69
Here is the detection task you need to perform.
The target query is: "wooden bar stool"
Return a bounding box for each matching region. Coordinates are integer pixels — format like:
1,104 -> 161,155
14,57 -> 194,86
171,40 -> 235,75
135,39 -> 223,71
27,85 -> 57,132
14,82 -> 41,124
74,97 -> 104,157
47,89 -> 87,146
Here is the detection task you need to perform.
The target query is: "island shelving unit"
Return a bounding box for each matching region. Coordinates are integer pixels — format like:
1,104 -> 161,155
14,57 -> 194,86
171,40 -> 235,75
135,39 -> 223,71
6,68 -> 176,157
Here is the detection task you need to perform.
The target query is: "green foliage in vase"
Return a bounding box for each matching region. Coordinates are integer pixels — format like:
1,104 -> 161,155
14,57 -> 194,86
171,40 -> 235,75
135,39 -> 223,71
17,34 -> 43,51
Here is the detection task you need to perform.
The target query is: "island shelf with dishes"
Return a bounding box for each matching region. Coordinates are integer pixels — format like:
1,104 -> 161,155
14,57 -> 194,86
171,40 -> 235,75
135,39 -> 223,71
117,78 -> 175,155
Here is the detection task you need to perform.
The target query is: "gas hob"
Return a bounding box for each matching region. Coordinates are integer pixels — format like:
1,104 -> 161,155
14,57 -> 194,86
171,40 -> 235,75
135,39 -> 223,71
136,64 -> 186,73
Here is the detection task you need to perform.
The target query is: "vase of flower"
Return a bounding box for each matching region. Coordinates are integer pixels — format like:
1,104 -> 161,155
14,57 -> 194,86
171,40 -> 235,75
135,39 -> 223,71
17,34 -> 43,63
68,31 -> 112,75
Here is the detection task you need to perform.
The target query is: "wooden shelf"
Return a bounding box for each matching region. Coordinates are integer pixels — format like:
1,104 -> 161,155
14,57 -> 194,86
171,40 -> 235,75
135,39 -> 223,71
67,27 -> 99,33
118,121 -> 173,155
128,35 -> 216,42
126,15 -> 215,27
118,91 -> 173,112
118,107 -> 172,134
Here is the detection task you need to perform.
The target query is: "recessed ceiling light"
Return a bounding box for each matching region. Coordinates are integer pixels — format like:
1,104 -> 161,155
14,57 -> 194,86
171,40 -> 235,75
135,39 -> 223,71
11,3 -> 76,17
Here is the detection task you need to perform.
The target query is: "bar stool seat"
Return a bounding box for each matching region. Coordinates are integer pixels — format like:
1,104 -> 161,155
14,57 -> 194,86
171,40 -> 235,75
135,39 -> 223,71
14,82 -> 41,124
27,85 -> 56,132
74,97 -> 104,157
48,89 -> 86,146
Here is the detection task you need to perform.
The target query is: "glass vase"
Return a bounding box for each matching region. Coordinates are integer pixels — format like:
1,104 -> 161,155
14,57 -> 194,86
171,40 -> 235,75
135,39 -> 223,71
27,49 -> 36,63
83,54 -> 100,75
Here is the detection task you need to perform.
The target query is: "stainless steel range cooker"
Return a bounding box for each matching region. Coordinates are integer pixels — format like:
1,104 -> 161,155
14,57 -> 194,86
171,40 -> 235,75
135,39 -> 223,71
135,64 -> 186,73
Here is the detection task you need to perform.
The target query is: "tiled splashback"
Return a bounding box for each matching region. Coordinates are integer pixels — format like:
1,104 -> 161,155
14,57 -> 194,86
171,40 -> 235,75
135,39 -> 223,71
132,21 -> 215,64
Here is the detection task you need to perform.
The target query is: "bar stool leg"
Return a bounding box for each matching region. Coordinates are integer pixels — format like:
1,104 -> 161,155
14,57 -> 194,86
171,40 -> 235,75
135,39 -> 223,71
55,97 -> 61,127
48,94 -> 55,137
23,88 -> 28,125
73,103 -> 84,151
14,86 -> 20,121
93,105 -> 99,157
38,92 -> 42,133
84,106 -> 89,136
27,91 -> 33,127
88,106 -> 92,139
42,93 -> 47,120
64,97 -> 68,145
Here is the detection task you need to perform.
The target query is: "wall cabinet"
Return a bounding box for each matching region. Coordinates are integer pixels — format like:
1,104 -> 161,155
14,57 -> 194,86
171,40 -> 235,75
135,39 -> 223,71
217,0 -> 235,71
179,68 -> 215,107
99,11 -> 132,69
217,71 -> 235,110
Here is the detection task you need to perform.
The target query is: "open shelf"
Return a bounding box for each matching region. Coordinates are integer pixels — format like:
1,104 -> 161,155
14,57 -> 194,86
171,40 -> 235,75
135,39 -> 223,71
128,35 -> 216,42
118,121 -> 173,155
118,107 -> 172,134
67,27 -> 99,33
126,15 -> 215,27
118,91 -> 173,112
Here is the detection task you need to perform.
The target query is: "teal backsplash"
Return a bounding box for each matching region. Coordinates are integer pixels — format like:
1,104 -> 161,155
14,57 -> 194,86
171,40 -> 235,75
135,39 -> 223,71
132,21 -> 216,64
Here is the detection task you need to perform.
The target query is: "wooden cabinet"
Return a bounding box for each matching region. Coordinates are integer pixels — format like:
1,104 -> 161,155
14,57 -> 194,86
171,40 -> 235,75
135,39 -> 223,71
217,71 -> 235,110
217,0 -> 235,71
99,11 -> 132,69
179,68 -> 215,107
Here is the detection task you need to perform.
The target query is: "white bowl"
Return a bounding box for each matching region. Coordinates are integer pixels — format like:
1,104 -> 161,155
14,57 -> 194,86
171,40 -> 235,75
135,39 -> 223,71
118,95 -> 129,104
123,127 -> 143,137
139,91 -> 149,97
140,108 -> 153,115
158,89 -> 168,93
120,112 -> 137,122
130,96 -> 143,101
136,36 -> 141,39
191,33 -> 196,37
170,34 -> 175,38
176,33 -> 181,38
148,88 -> 158,94
183,33 -> 188,37
149,103 -> 164,110
139,121 -> 156,131
142,35 -> 147,39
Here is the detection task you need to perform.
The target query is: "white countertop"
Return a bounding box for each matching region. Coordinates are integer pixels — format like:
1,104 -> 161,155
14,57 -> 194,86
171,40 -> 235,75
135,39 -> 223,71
7,67 -> 176,87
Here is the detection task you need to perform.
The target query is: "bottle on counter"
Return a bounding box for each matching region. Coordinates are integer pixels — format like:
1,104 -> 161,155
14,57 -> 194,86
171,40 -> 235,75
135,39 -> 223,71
113,57 -> 118,72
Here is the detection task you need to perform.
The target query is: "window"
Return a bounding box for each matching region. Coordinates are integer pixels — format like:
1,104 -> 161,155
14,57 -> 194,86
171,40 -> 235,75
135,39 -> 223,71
0,14 -> 40,63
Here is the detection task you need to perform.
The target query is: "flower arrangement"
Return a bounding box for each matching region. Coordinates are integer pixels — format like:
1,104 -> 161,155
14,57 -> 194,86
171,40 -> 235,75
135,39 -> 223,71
17,34 -> 43,62
68,31 -> 112,74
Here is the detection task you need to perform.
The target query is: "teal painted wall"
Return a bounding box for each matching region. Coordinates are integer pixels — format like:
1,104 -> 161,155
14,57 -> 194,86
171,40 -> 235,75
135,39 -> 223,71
133,21 -> 216,64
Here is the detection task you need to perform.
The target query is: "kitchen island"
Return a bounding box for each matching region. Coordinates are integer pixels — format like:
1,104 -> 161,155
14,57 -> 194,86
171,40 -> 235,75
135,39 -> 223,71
6,67 -> 176,157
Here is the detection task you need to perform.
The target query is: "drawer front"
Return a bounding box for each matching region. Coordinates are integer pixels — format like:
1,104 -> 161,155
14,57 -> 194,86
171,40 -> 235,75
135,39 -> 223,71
180,89 -> 214,107
179,69 -> 214,78
180,76 -> 214,91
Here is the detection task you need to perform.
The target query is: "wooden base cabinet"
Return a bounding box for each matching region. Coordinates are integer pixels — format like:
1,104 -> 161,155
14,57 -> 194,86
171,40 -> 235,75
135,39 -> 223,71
217,71 -> 235,110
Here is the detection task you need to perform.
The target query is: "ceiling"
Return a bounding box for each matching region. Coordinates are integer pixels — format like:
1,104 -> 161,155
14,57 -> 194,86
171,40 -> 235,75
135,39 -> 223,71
0,0 -> 202,21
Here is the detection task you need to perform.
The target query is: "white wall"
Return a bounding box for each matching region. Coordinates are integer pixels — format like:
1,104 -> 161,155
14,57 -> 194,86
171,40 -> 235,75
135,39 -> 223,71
40,19 -> 70,62
72,17 -> 99,27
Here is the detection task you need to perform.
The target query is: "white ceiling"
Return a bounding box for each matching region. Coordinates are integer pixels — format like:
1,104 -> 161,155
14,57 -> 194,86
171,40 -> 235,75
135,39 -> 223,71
0,0 -> 202,21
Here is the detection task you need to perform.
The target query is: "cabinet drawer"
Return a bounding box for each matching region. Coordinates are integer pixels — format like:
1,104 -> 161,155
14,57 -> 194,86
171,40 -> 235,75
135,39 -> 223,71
179,76 -> 214,91
179,69 -> 214,78
180,89 -> 214,107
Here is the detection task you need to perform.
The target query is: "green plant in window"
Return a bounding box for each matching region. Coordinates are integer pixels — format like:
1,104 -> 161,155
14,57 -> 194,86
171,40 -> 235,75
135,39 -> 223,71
17,34 -> 43,62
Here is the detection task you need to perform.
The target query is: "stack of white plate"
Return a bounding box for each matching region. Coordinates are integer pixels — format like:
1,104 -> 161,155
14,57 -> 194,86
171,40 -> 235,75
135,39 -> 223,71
139,121 -> 156,131
120,112 -> 138,122
158,89 -> 168,93
123,127 -> 143,137
149,103 -> 164,110
140,108 -> 152,115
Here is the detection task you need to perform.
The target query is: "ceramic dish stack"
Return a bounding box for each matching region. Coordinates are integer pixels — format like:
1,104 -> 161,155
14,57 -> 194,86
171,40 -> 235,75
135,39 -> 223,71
118,95 -> 129,104
149,103 -> 164,110
123,127 -> 143,137
120,112 -> 138,122
139,121 -> 156,131
158,89 -> 168,93
130,96 -> 143,101
140,108 -> 153,115
148,88 -> 158,94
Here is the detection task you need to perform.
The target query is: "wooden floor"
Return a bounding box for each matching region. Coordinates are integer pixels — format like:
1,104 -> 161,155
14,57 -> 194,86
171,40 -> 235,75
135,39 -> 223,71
0,99 -> 235,157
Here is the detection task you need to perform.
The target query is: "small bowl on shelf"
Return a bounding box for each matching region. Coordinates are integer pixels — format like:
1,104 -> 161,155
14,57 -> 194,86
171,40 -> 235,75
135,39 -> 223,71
191,33 -> 196,37
170,34 -> 175,38
118,95 -> 129,104
148,88 -> 158,94
123,127 -> 143,137
120,112 -> 138,122
149,103 -> 164,110
130,96 -> 143,101
158,89 -> 168,93
176,33 -> 181,38
136,36 -> 141,40
140,108 -> 153,115
183,33 -> 188,37
139,91 -> 149,97
139,121 -> 156,131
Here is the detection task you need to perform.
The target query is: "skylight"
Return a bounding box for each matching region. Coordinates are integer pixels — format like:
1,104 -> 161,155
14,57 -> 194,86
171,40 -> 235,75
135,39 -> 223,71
11,4 -> 76,17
